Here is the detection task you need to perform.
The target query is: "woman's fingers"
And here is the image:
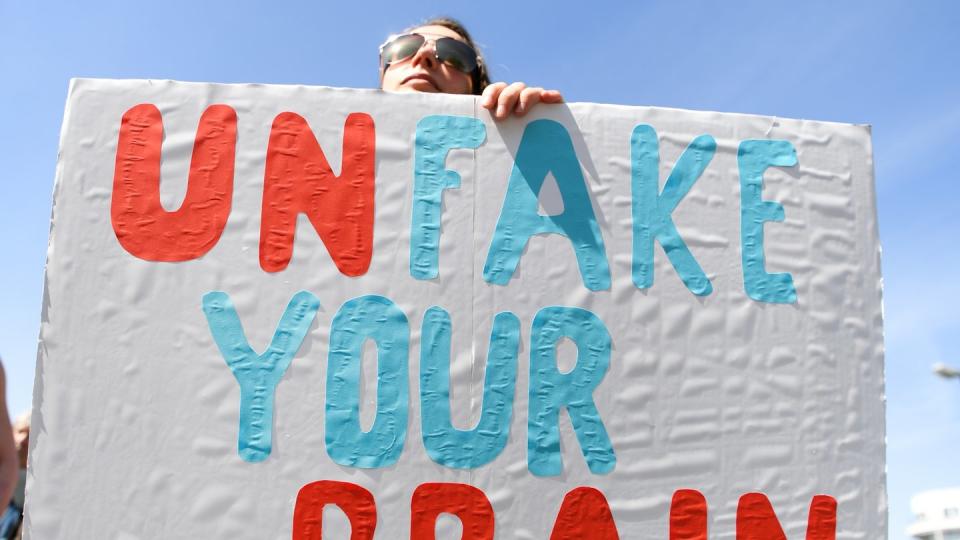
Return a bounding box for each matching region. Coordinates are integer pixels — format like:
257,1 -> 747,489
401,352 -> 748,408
540,89 -> 564,103
516,87 -> 545,117
494,82 -> 526,119
481,82 -> 564,119
481,82 -> 507,109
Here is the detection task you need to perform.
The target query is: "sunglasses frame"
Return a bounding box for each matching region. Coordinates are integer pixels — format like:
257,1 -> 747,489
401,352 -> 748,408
379,32 -> 482,84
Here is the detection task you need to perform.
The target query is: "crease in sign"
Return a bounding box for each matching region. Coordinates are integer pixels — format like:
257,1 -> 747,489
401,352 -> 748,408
410,114 -> 486,280
469,99 -> 481,490
419,307 -> 520,468
201,290 -> 320,463
483,119 -> 611,291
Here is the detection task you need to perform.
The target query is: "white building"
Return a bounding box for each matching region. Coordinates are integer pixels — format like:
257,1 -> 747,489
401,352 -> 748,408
908,489 -> 960,540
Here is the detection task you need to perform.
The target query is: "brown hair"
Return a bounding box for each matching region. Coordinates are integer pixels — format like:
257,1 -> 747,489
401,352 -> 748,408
394,16 -> 491,95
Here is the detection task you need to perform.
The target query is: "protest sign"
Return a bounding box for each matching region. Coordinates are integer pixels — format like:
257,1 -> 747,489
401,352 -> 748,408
27,78 -> 885,538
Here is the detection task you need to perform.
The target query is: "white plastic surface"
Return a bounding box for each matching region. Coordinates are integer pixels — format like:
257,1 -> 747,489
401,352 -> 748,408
27,79 -> 885,539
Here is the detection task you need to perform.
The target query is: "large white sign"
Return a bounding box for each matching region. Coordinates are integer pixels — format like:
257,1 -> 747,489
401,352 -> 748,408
28,78 -> 885,538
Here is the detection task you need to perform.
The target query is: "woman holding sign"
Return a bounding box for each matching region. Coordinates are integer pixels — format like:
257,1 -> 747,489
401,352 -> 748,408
379,17 -> 562,118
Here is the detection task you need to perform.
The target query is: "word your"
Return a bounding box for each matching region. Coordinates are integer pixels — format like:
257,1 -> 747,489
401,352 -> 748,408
113,104 -> 798,303
291,481 -> 837,540
203,290 -> 614,475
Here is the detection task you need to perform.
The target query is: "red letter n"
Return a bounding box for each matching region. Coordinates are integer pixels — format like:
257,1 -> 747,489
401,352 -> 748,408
111,104 -> 236,261
292,480 -> 377,540
550,487 -> 620,540
410,483 -> 495,540
261,112 -> 375,275
737,493 -> 837,540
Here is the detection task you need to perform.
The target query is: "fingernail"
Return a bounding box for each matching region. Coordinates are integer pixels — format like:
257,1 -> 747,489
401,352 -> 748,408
497,105 -> 506,117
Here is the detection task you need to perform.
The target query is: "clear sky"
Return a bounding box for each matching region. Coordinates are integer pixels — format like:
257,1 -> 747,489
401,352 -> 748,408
1,1 -> 958,537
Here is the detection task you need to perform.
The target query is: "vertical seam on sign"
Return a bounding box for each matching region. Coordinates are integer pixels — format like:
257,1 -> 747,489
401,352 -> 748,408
470,97 -> 479,487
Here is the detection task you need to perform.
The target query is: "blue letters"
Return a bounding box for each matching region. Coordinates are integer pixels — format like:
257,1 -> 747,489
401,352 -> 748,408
528,306 -> 615,476
202,290 -> 320,463
410,115 -> 486,280
631,125 -> 716,296
484,119 -> 611,291
420,307 -> 520,468
326,295 -> 410,468
738,140 -> 798,304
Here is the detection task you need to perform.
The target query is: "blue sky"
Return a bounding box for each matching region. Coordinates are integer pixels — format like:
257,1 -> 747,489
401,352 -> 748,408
1,1 -> 958,537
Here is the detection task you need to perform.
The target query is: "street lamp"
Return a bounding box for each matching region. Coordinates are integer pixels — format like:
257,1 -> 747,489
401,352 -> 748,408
932,362 -> 960,380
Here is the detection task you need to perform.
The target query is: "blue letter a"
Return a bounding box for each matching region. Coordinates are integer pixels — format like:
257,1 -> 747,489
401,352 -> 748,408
484,119 -> 610,291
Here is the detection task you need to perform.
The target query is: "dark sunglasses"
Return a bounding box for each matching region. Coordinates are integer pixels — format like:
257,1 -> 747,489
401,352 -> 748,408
379,33 -> 480,76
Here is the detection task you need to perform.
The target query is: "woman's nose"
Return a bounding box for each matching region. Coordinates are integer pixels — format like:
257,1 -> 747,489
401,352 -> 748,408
410,40 -> 438,69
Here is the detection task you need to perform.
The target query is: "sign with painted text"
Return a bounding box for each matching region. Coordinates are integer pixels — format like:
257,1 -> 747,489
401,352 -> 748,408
28,79 -> 885,539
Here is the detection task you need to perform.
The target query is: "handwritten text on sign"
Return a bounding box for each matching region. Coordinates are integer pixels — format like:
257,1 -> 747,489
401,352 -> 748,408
107,102 -> 837,538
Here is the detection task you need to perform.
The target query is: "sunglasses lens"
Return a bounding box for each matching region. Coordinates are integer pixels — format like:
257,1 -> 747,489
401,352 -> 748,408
382,34 -> 425,65
436,38 -> 478,73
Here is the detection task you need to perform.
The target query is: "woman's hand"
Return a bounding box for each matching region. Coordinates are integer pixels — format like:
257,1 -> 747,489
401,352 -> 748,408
481,82 -> 563,119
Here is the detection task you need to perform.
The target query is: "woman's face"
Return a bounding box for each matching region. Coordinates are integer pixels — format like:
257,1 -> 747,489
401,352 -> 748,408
380,25 -> 473,95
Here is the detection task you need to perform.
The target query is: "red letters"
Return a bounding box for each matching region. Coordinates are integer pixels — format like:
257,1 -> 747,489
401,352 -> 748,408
670,489 -> 708,540
261,112 -> 375,275
292,480 -> 377,540
550,487 -> 620,540
737,493 -> 837,540
410,483 -> 495,540
111,103 -> 236,261
290,481 -> 837,539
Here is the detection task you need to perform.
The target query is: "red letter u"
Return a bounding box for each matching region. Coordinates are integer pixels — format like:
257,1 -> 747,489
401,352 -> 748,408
111,103 -> 236,261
